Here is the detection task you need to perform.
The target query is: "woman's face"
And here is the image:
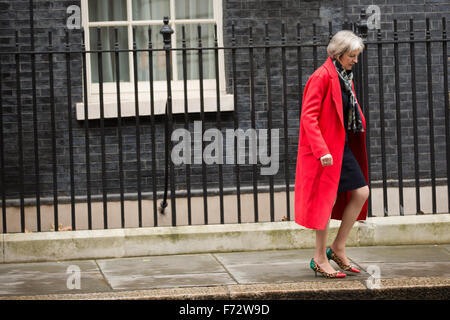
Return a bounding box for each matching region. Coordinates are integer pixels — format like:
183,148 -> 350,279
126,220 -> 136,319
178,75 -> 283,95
338,50 -> 360,70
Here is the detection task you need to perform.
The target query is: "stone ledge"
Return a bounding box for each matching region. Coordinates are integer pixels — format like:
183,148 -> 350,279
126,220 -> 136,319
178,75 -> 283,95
1,214 -> 449,263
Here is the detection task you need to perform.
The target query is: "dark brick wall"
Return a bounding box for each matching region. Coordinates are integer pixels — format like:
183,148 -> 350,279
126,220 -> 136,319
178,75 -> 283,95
0,0 -> 449,202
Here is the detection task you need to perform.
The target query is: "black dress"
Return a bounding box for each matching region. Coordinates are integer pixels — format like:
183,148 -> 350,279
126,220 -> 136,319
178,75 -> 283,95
337,71 -> 367,193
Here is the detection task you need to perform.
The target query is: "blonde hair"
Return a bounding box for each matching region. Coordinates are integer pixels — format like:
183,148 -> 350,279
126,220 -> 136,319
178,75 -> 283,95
327,30 -> 365,59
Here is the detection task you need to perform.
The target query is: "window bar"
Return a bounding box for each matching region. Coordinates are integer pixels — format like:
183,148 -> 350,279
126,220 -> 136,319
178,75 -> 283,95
409,19 -> 421,215
181,25 -> 192,225
147,26 -> 158,226
442,17 -> 450,213
377,28 -> 388,216
198,24 -> 208,225
281,21 -> 290,221
48,31 -> 57,230
231,21 -> 242,223
425,18 -> 437,214
114,27 -> 125,228
214,24 -> 225,224
81,28 -> 93,229
393,20 -> 404,216
264,21 -> 274,222
97,27 -> 108,228
249,25 -> 259,223
0,58 -> 6,233
65,30 -> 76,228
30,0 -> 41,231
132,26 -> 143,227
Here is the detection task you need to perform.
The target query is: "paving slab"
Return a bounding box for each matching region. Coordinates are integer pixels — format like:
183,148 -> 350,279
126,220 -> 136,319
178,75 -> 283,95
345,245 -> 450,263
214,249 -> 315,266
214,249 -> 368,284
96,254 -> 237,290
0,260 -> 111,296
222,260 -> 368,284
357,261 -> 450,279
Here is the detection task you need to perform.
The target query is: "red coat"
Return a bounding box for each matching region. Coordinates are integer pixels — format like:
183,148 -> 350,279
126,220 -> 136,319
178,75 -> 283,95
294,57 -> 369,230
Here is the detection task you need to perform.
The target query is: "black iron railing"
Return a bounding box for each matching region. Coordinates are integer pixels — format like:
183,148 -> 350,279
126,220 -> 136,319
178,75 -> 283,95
0,9 -> 449,233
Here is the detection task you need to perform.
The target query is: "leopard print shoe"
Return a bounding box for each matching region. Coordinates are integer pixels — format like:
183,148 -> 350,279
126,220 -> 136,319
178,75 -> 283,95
310,258 -> 347,279
326,247 -> 361,273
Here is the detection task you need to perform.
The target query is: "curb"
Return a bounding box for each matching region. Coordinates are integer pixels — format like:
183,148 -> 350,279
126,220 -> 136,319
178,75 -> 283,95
1,214 -> 450,263
0,277 -> 449,300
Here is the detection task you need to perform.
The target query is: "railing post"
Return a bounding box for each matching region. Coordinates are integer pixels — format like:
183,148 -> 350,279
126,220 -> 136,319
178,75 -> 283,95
357,8 -> 372,216
159,17 -> 177,226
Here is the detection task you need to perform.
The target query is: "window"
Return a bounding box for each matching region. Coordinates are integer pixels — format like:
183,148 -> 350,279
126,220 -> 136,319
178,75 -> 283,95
77,0 -> 233,120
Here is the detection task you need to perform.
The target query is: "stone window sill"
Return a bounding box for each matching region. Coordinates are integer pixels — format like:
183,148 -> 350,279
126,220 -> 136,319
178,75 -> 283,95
76,90 -> 234,120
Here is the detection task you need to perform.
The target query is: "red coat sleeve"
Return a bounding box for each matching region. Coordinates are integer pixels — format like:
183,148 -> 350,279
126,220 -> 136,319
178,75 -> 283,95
301,70 -> 330,159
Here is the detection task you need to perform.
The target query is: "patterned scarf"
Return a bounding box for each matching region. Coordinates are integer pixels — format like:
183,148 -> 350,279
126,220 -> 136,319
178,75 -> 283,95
333,58 -> 364,133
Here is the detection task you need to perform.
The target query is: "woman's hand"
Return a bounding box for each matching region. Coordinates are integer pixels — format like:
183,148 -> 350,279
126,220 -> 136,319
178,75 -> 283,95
320,154 -> 333,167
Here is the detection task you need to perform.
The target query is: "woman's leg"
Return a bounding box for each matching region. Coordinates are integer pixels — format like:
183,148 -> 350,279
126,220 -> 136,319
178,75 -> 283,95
330,186 -> 369,265
313,197 -> 338,274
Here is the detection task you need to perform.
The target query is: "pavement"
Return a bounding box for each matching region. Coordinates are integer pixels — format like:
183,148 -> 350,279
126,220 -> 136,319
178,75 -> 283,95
0,244 -> 449,300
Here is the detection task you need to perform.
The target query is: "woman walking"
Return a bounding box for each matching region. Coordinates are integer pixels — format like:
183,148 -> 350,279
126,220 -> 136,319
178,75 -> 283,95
295,30 -> 370,278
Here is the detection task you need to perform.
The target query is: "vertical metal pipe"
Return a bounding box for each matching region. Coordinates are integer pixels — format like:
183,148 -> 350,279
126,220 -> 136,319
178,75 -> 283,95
377,28 -> 388,216
161,19 -> 176,226
362,39 -> 371,217
97,27 -> 108,228
48,31 -> 57,230
264,21 -> 274,222
213,24 -> 225,224
181,25 -> 192,225
231,21 -> 241,223
328,21 -> 333,41
29,0 -> 41,230
197,24 -> 208,224
16,31 -> 25,232
393,20 -> 404,216
442,17 -> 450,213
147,26 -> 158,226
65,30 -> 76,228
248,25 -> 259,223
114,27 -> 125,228
425,18 -> 437,214
132,27 -> 143,227
81,28 -> 92,229
49,32 -> 58,231
409,19 -> 421,215
0,59 -> 6,232
312,23 -> 317,71
281,21 -> 290,221
297,23 -> 303,114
